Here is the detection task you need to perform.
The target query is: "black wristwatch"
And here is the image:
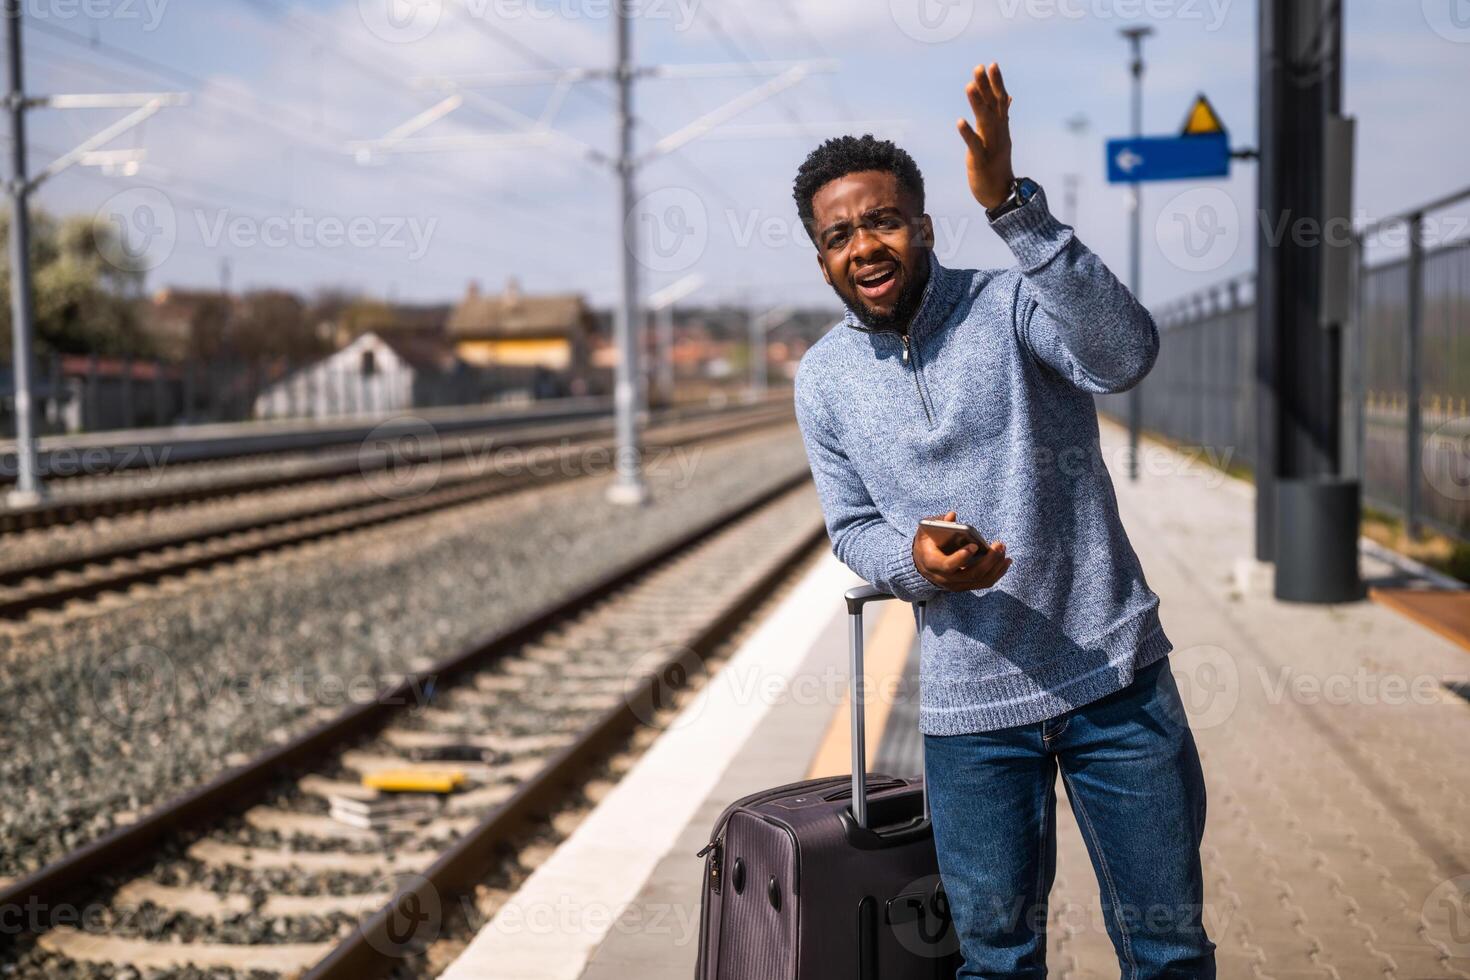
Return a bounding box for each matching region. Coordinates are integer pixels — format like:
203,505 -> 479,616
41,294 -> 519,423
985,177 -> 1040,223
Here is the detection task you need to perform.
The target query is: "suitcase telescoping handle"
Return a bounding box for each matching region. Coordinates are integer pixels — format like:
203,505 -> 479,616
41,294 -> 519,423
844,584 -> 927,830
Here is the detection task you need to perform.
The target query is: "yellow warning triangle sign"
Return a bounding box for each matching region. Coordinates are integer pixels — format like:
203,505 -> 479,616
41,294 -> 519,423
1182,94 -> 1226,136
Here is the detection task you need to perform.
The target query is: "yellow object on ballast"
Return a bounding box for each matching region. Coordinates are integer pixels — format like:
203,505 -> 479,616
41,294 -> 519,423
362,770 -> 466,794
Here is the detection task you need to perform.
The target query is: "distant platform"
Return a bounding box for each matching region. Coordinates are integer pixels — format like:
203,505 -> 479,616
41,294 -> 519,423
0,396 -> 615,482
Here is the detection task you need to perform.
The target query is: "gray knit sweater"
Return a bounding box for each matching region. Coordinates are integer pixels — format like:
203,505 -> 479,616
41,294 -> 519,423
793,187 -> 1173,735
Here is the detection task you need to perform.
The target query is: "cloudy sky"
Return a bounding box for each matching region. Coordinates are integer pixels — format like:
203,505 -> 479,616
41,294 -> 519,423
24,0 -> 1470,314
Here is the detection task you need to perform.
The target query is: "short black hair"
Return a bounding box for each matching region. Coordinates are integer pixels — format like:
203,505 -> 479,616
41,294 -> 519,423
792,134 -> 925,239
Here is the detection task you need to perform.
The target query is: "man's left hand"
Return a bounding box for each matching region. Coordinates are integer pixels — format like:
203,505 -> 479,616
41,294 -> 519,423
957,62 -> 1016,211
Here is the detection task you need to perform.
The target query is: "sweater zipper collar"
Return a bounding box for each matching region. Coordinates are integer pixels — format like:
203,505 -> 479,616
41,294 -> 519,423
902,332 -> 933,425
844,252 -> 958,428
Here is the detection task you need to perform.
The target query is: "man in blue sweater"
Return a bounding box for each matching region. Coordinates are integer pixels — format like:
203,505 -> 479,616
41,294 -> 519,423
792,63 -> 1215,977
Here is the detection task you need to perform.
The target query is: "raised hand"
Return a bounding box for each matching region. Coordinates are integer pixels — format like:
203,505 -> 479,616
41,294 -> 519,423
956,62 -> 1016,211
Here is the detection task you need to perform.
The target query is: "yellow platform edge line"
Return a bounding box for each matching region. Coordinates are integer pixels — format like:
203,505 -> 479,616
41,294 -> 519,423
805,599 -> 916,780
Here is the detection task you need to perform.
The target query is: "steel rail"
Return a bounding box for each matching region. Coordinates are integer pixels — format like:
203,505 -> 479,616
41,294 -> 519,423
0,407 -> 793,618
0,398 -> 786,534
0,469 -> 820,955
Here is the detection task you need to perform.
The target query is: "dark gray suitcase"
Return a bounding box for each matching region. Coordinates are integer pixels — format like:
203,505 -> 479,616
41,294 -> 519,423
693,585 -> 963,979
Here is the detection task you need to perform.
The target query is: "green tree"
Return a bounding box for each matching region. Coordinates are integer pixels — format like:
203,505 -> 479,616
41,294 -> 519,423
0,208 -> 153,360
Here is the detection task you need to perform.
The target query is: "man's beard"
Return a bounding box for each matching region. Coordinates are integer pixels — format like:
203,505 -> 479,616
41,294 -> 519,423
833,252 -> 930,333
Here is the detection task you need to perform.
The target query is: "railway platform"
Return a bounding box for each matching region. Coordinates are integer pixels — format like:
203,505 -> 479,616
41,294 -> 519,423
440,417 -> 1470,980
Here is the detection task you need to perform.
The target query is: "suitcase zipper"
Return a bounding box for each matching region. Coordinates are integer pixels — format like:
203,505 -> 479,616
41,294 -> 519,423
697,838 -> 722,894
695,775 -> 853,862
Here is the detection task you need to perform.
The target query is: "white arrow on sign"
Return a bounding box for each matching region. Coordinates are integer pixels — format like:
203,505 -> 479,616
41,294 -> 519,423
1115,148 -> 1144,173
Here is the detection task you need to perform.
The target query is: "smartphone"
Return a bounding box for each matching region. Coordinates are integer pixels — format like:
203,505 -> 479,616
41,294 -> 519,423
918,518 -> 990,554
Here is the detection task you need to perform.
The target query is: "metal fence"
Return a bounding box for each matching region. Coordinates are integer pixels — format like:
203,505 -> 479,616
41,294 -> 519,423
1096,186 -> 1470,543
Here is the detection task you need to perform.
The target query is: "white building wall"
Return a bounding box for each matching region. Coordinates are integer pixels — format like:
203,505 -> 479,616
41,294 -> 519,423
253,333 -> 418,419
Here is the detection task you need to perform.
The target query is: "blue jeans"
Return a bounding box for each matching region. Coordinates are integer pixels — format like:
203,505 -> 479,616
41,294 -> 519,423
923,656 -> 1215,978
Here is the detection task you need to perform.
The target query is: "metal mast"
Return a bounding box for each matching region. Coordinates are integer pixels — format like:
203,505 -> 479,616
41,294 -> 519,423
1120,26 -> 1153,484
606,1 -> 647,504
4,0 -> 40,506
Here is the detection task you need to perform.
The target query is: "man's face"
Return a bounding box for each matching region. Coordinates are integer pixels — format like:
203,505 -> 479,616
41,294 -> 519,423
810,170 -> 933,332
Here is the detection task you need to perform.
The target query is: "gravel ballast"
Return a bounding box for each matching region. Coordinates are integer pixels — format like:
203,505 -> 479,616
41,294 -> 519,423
0,426 -> 813,880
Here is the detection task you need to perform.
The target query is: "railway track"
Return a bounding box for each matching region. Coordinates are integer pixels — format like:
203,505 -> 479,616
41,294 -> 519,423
0,475 -> 825,979
0,404 -> 793,620
0,398 -> 779,535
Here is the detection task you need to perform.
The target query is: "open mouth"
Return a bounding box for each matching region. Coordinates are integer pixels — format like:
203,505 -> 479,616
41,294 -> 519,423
853,263 -> 899,303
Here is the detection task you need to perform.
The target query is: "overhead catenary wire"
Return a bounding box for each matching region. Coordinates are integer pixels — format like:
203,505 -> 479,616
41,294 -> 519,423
759,0 -> 855,122
21,151 -> 490,295
691,2 -> 808,132
24,16 -> 608,235
437,0 -> 744,211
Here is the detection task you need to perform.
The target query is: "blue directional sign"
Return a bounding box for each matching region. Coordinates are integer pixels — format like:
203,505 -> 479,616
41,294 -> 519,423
1106,132 -> 1231,184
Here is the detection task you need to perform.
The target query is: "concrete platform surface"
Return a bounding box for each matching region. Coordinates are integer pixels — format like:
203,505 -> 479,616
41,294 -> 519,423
446,417 -> 1470,980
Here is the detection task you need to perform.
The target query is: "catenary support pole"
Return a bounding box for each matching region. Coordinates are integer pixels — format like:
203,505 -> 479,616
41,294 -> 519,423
4,0 -> 43,505
607,1 -> 647,505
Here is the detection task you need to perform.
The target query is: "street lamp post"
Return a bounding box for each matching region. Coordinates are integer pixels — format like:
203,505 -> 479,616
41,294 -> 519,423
1120,26 -> 1153,484
1062,113 -> 1089,226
